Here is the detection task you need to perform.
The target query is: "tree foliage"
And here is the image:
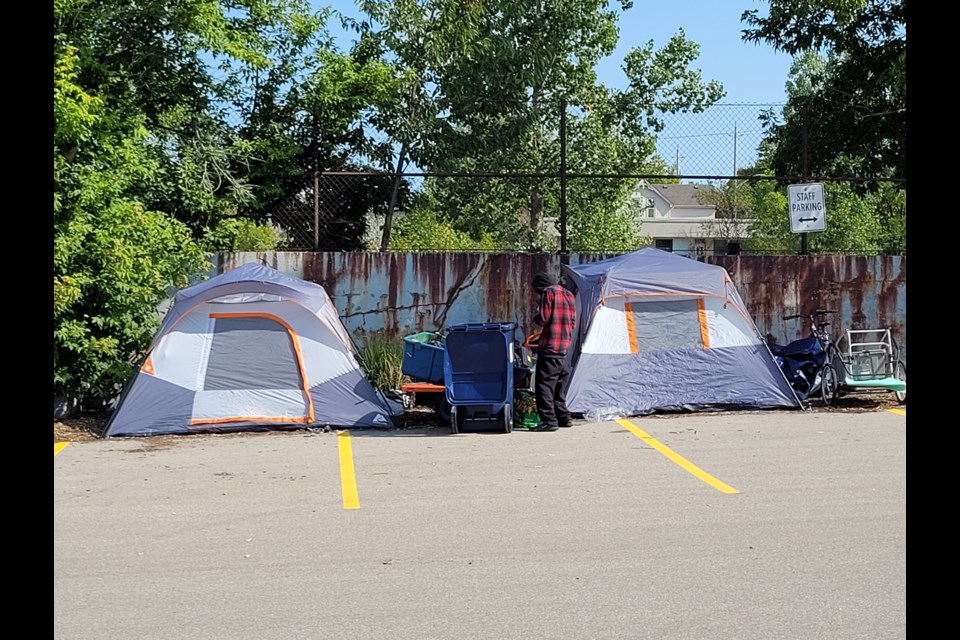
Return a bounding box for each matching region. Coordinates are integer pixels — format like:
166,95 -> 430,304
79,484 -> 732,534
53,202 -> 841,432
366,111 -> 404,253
53,0 -> 305,400
390,208 -> 498,251
54,42 -> 207,397
742,0 -> 906,182
353,1 -> 724,250
736,1 -> 906,254
731,172 -> 904,255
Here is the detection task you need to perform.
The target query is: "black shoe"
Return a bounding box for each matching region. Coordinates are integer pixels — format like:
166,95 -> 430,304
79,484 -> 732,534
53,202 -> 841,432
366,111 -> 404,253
532,425 -> 559,431
559,421 -> 574,428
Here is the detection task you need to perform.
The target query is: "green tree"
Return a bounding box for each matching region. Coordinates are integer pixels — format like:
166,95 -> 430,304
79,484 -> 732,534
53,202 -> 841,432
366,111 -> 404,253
55,0 -> 394,248
54,0 -> 285,234
390,208 -> 498,251
202,218 -> 287,251
742,0 -> 906,182
354,1 -> 723,251
745,174 -> 901,254
54,0 -> 327,400
739,40 -> 906,255
54,43 -> 207,399
225,28 -> 410,248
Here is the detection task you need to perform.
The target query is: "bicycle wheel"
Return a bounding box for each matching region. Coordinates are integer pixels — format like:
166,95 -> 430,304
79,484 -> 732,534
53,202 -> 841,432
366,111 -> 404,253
820,363 -> 839,407
893,360 -> 906,404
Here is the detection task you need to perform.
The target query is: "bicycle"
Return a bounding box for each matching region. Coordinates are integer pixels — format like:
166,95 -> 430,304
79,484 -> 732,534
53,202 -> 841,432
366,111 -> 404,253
770,309 -> 841,406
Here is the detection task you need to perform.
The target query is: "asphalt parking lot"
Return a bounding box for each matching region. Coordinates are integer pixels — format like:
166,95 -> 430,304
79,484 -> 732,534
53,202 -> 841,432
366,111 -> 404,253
54,408 -> 906,640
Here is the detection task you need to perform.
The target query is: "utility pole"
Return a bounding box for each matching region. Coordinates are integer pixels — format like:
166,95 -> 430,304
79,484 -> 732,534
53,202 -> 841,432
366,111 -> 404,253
732,123 -> 738,221
380,142 -> 407,252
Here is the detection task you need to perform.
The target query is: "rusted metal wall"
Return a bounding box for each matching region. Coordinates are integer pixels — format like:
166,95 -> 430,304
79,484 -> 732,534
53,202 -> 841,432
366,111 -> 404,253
710,256 -> 906,363
215,252 -> 906,363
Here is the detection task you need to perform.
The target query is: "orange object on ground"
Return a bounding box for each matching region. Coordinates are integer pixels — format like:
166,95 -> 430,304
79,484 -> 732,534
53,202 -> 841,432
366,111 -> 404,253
400,382 -> 445,393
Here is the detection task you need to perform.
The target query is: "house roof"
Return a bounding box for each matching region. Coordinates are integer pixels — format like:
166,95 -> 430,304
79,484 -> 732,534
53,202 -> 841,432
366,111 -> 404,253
647,183 -> 715,207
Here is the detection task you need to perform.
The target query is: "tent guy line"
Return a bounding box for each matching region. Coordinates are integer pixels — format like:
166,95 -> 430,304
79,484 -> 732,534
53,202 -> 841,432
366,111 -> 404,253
615,418 -> 740,494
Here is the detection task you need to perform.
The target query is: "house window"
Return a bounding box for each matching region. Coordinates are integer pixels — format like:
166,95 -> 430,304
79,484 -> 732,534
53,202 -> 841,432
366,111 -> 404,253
645,198 -> 656,218
655,239 -> 673,252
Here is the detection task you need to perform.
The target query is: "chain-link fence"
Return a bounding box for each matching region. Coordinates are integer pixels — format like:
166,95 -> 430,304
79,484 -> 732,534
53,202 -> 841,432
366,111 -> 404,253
257,100 -> 904,255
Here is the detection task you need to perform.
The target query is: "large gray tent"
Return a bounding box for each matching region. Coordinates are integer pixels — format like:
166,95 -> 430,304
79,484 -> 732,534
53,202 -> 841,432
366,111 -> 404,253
105,263 -> 399,436
561,248 -> 801,416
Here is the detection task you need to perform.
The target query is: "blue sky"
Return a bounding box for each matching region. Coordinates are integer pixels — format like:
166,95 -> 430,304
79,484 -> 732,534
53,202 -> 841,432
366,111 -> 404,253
320,0 -> 793,105
598,1 -> 792,104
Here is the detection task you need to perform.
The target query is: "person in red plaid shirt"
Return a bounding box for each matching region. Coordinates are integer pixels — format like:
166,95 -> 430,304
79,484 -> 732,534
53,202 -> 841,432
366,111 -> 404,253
530,272 -> 577,431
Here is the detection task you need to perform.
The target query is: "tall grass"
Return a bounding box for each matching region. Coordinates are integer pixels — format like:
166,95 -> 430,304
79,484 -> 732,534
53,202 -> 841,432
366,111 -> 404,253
357,334 -> 408,391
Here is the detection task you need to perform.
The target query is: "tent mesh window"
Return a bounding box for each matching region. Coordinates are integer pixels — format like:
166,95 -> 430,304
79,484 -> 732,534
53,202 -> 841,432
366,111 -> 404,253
203,316 -> 303,390
626,300 -> 704,353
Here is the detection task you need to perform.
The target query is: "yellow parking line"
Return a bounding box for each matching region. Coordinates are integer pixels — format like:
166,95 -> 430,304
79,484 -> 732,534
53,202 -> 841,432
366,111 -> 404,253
337,431 -> 360,509
888,408 -> 906,416
54,442 -> 69,456
615,418 -> 739,494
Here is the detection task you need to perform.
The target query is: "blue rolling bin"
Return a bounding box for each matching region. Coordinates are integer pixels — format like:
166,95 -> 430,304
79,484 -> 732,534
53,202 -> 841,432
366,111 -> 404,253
443,322 -> 516,434
401,332 -> 446,384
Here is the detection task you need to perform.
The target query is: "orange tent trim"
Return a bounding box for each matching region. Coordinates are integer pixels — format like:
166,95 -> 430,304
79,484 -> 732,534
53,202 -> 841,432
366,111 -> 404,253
205,312 -> 315,422
189,415 -> 314,426
696,298 -> 711,349
624,302 -> 639,354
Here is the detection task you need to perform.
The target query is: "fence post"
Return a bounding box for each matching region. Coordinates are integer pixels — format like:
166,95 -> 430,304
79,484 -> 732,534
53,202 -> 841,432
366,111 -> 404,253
312,115 -> 319,251
800,102 -> 809,256
559,100 -> 568,257
313,157 -> 319,251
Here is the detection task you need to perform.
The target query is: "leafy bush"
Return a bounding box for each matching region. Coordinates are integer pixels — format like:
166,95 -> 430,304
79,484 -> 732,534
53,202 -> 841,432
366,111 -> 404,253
389,209 -> 497,250
54,64 -> 209,399
357,334 -> 408,391
568,206 -> 651,253
54,195 -> 208,399
202,217 -> 287,252
54,40 -> 210,403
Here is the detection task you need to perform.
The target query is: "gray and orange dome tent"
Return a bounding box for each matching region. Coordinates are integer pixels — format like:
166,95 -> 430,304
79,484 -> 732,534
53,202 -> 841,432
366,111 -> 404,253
561,248 -> 802,417
105,263 -> 399,436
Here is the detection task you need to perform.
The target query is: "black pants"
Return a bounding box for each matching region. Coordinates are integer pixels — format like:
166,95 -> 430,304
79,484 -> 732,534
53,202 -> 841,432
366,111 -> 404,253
535,354 -> 571,428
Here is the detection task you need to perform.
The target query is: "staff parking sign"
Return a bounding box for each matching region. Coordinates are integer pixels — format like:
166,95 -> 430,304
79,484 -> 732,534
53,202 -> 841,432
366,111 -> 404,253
788,183 -> 826,233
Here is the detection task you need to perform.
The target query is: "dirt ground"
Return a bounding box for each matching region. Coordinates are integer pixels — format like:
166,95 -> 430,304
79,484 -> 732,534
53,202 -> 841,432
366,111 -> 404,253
53,390 -> 904,443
